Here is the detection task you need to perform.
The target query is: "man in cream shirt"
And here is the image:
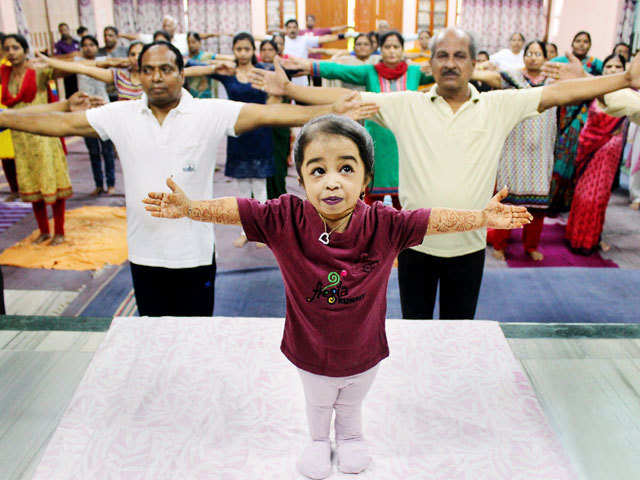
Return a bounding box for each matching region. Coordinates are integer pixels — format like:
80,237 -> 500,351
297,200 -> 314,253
252,27 -> 640,319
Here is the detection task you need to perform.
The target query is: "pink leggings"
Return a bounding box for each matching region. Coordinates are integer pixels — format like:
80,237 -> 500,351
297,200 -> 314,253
298,364 -> 379,443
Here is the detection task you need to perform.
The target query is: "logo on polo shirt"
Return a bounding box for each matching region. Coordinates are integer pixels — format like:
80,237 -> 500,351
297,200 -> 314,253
305,271 -> 364,305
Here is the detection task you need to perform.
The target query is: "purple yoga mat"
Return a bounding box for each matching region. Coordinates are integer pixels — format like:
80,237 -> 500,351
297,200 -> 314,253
503,221 -> 618,268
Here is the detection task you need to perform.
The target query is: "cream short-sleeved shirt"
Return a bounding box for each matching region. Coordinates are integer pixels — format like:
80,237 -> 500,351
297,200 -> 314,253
603,88 -> 640,124
362,84 -> 543,257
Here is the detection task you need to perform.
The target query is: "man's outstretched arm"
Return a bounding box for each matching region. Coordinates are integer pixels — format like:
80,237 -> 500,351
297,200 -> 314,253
0,110 -> 99,137
538,52 -> 640,112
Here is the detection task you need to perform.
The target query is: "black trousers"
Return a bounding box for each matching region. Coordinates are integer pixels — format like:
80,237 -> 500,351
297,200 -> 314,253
130,258 -> 216,317
398,248 -> 485,320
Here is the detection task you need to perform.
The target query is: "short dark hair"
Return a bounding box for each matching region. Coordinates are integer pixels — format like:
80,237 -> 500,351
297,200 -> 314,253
285,18 -> 298,27
354,33 -> 371,45
572,31 -> 592,45
477,50 -> 489,58
81,35 -> 99,48
260,38 -> 278,51
614,42 -> 631,53
58,22 -> 69,29
104,25 -> 119,36
367,31 -> 379,44
603,52 -> 626,70
77,26 -> 88,36
2,33 -> 29,53
379,30 -> 404,48
153,30 -> 171,42
293,115 -> 375,181
511,32 -> 525,42
128,40 -> 144,55
138,41 -> 184,72
187,31 -> 201,42
232,32 -> 258,65
524,40 -> 547,59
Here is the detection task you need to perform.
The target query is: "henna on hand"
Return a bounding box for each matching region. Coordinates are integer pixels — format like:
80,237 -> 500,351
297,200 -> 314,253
186,198 -> 241,225
426,208 -> 486,235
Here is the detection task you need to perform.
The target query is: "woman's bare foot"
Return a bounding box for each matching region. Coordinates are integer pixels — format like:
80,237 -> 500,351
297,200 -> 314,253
33,233 -> 51,244
630,201 -> 640,211
527,250 -> 544,261
90,187 -> 104,196
491,248 -> 506,261
106,186 -> 116,195
233,234 -> 248,248
600,240 -> 611,252
256,242 -> 267,248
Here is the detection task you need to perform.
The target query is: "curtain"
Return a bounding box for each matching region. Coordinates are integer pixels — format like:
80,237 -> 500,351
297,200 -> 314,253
136,0 -> 185,34
14,0 -> 29,37
113,0 -> 138,34
616,0 -> 637,44
458,0 -> 547,55
188,0 -> 251,55
78,0 -> 97,35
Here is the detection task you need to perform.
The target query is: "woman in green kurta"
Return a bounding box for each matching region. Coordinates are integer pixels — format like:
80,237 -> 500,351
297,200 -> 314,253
287,31 -> 433,208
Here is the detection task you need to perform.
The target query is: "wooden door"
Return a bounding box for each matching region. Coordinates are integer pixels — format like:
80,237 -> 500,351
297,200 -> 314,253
354,0 -> 403,34
305,0 -> 348,49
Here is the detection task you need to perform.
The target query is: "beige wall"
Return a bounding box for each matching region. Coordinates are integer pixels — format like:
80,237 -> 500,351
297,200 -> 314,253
548,0 -> 624,60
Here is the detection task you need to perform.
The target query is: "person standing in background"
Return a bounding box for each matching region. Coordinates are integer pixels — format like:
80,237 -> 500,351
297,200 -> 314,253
54,23 -> 79,97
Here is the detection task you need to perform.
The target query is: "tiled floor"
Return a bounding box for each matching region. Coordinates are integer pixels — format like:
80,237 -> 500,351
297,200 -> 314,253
2,324 -> 640,480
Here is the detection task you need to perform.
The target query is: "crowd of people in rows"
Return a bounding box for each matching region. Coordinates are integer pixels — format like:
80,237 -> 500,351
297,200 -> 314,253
2,20 -> 640,474
0,14 -> 638,319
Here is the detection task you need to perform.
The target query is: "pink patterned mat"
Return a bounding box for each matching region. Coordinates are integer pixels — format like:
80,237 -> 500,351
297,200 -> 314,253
33,318 -> 576,479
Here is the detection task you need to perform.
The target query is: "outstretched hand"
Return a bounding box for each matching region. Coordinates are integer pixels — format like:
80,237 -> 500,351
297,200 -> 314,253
68,91 -> 107,112
142,177 -> 190,219
211,60 -> 237,76
542,51 -> 586,81
250,57 -> 289,96
483,187 -> 533,229
332,91 -> 380,121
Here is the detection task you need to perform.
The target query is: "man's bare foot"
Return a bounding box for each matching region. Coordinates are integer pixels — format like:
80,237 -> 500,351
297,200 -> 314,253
34,233 -> 51,244
106,186 -> 116,195
4,192 -> 18,202
491,248 -> 506,261
630,201 -> 640,211
50,234 -> 65,246
233,234 -> 248,248
527,250 -> 544,261
256,242 -> 267,248
600,240 -> 611,252
90,187 -> 103,196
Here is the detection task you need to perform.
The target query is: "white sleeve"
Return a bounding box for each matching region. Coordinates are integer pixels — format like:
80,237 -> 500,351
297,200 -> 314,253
603,89 -> 640,124
85,101 -> 129,141
307,36 -> 320,48
139,33 -> 153,44
198,99 -> 245,137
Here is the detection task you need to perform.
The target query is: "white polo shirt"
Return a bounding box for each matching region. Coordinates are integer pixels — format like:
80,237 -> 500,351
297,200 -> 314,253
362,84 -> 543,257
284,35 -> 319,86
86,89 -> 243,268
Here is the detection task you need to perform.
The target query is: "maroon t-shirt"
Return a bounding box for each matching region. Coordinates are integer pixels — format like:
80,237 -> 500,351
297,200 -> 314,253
237,195 -> 431,377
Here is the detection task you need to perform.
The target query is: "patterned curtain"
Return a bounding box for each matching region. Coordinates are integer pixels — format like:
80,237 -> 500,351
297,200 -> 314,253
188,0 -> 251,55
78,0 -> 97,35
136,0 -> 185,34
113,0 -> 138,33
616,0 -> 637,44
14,0 -> 29,37
458,0 -> 547,54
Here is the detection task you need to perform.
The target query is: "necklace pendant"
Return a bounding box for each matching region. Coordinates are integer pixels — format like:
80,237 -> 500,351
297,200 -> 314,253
318,232 -> 330,245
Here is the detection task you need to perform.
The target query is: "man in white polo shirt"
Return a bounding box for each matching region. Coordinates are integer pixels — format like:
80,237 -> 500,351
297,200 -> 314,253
283,18 -> 344,86
0,41 -> 376,317
251,27 -> 640,319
